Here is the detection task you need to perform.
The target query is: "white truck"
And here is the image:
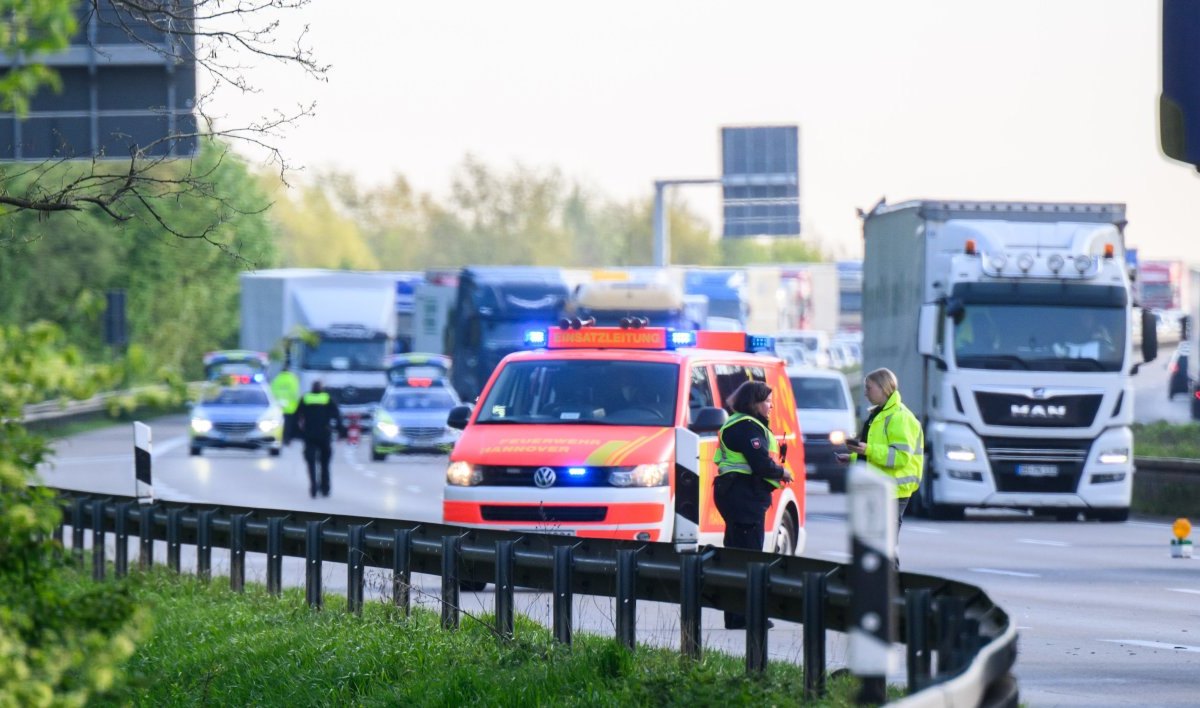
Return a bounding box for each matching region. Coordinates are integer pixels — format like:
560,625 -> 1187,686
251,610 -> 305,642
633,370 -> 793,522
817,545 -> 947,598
240,269 -> 399,422
862,200 -> 1157,521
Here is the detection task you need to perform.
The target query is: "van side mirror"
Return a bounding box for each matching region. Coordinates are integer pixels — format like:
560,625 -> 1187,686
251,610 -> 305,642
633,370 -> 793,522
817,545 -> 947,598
690,406 -> 728,434
447,405 -> 473,430
1141,308 -> 1159,363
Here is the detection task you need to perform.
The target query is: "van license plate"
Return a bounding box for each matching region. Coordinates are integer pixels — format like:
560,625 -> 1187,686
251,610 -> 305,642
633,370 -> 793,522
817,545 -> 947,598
1017,464 -> 1058,477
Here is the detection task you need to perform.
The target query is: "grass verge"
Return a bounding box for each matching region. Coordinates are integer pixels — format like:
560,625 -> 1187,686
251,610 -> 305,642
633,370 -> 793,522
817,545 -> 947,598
1133,421 -> 1200,459
89,568 -> 885,707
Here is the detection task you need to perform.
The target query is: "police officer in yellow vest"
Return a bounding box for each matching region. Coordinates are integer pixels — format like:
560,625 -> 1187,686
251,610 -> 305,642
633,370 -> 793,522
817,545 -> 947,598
712,380 -> 793,630
841,367 -> 924,535
295,381 -> 347,498
270,367 -> 301,445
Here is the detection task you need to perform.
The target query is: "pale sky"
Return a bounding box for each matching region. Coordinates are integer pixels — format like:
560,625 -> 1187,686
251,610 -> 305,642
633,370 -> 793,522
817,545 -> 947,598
211,0 -> 1198,262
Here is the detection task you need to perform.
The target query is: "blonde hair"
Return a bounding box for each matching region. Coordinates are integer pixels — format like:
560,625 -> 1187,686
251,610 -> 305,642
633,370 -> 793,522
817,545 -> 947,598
864,368 -> 898,400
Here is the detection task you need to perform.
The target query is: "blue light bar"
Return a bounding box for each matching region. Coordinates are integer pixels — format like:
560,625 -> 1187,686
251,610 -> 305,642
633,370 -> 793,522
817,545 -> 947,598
568,467 -> 587,476
668,330 -> 697,349
524,329 -> 548,347
746,334 -> 775,353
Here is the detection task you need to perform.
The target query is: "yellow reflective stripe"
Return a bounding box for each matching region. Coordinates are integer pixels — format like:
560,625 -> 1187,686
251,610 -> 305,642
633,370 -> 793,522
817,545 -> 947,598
894,475 -> 921,486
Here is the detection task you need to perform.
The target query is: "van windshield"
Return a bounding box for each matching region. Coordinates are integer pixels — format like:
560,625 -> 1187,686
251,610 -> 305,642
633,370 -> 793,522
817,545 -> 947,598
477,360 -> 679,426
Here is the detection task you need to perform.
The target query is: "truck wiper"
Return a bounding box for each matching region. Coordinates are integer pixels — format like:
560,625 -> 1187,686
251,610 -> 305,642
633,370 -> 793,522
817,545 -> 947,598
956,354 -> 1030,370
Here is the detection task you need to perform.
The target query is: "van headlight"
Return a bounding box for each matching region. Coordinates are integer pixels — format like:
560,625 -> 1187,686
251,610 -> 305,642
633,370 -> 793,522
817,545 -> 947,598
828,430 -> 846,445
609,462 -> 669,487
446,461 -> 482,486
1097,448 -> 1129,465
191,417 -> 212,434
944,444 -> 976,462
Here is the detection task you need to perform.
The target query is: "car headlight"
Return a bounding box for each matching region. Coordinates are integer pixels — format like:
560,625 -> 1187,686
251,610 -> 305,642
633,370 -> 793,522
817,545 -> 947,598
1098,448 -> 1130,465
191,417 -> 212,434
257,415 -> 282,433
446,461 -> 481,486
376,421 -> 400,438
609,462 -> 670,487
828,430 -> 846,445
944,444 -> 976,462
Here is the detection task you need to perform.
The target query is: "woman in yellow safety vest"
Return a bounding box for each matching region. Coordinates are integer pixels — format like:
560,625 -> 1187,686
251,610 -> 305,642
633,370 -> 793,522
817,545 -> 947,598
712,380 -> 792,630
842,368 -> 924,530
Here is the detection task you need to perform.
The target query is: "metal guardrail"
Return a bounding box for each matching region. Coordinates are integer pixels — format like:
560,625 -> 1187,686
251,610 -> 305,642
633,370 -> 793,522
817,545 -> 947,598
1135,456 -> 1200,474
50,489 -> 1018,706
19,384 -> 183,424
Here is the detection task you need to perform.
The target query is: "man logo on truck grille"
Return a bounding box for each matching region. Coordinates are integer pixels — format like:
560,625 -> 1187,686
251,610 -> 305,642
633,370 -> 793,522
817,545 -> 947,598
533,467 -> 557,488
1010,404 -> 1066,418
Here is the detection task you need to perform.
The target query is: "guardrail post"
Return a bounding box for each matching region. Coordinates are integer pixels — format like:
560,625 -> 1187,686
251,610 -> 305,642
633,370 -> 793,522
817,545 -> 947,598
495,539 -> 515,639
393,529 -> 412,616
267,516 -> 285,597
71,497 -> 86,565
347,524 -> 367,616
305,520 -> 324,610
196,509 -> 214,582
616,548 -> 639,651
906,588 -> 933,692
53,513 -> 64,546
803,571 -> 827,698
230,514 -> 248,593
935,596 -> 964,676
847,466 -> 896,704
745,561 -> 770,673
91,498 -> 107,581
139,504 -> 155,569
553,544 -> 574,646
679,550 -> 703,660
114,502 -> 130,578
441,535 -> 461,630
166,508 -> 183,573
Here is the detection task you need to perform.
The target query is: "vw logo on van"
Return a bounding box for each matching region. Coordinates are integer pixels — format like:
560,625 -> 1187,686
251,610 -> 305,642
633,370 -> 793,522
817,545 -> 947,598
533,467 -> 557,488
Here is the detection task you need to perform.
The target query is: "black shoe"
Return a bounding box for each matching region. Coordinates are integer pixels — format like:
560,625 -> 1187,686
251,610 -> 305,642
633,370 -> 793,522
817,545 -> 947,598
309,488 -> 317,499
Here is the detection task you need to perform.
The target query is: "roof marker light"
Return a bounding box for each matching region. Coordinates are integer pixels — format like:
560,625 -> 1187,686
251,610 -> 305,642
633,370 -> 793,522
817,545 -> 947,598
524,329 -> 548,347
1017,253 -> 1035,272
965,239 -> 977,255
669,331 -> 697,348
1075,254 -> 1093,273
746,334 -> 775,353
1104,243 -> 1115,259
989,253 -> 1007,271
1048,254 -> 1065,273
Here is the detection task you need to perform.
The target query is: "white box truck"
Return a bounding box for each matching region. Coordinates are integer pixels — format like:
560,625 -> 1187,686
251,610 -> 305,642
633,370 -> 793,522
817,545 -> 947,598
862,200 -> 1157,521
240,269 -> 399,422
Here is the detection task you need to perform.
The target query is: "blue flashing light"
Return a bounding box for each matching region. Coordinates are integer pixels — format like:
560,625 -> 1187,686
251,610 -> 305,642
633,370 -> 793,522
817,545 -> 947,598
668,330 -> 697,349
524,329 -> 548,347
746,334 -> 775,353
568,467 -> 587,476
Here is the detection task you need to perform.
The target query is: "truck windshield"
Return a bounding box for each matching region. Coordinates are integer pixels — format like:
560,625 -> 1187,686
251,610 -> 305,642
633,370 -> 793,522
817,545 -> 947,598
953,305 -> 1125,372
301,339 -> 389,371
477,360 -> 679,426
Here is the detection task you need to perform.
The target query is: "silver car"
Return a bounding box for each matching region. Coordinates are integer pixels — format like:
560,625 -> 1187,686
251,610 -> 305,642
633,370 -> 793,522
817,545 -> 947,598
370,384 -> 462,460
188,384 -> 284,456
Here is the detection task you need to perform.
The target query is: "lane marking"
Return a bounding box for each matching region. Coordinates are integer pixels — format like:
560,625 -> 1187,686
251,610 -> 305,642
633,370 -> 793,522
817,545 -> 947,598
1127,521 -> 1170,530
1167,588 -> 1200,596
821,550 -> 851,560
1099,639 -> 1200,653
1017,538 -> 1070,547
904,526 -> 944,534
968,567 -> 1040,578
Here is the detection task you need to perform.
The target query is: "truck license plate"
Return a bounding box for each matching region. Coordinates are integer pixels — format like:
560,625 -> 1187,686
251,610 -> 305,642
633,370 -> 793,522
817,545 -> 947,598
1017,464 -> 1058,477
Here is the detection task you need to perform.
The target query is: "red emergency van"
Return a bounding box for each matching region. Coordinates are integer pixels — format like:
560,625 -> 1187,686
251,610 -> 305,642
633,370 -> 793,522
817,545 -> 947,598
443,325 -> 806,554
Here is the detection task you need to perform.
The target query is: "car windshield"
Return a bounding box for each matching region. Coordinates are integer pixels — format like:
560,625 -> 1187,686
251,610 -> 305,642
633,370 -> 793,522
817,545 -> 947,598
789,377 -> 848,410
477,359 -> 679,426
382,388 -> 457,410
202,387 -> 269,406
953,304 -> 1126,372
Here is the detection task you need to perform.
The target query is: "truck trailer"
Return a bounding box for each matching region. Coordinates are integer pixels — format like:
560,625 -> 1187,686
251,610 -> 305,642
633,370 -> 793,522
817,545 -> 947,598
861,200 -> 1156,521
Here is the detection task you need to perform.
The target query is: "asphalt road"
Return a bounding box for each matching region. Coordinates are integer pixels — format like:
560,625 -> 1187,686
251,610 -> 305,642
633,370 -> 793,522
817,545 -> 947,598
33,361 -> 1200,706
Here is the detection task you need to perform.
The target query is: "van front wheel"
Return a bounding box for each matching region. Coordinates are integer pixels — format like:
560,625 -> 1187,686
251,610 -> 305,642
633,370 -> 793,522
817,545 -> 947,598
772,508 -> 799,555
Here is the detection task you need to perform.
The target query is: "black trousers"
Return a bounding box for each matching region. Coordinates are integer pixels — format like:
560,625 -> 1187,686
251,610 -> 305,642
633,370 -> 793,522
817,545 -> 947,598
303,439 -> 333,496
722,520 -> 765,627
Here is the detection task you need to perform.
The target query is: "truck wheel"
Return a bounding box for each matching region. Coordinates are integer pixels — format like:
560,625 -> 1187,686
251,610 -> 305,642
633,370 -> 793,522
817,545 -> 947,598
1087,508 -> 1130,522
929,503 -> 965,521
371,449 -> 386,462
268,447 -> 281,457
189,446 -> 202,457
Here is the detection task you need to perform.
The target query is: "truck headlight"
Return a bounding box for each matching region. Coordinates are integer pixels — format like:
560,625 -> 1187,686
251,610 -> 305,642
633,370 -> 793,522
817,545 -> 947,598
944,444 -> 976,462
609,462 -> 669,487
828,430 -> 846,445
446,461 -> 481,486
1097,448 -> 1129,465
191,417 -> 212,434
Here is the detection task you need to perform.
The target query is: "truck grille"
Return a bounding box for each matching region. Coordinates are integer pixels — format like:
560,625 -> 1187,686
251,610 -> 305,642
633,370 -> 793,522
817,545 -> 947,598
328,386 -> 386,406
974,392 -> 1102,428
982,436 -> 1091,493
480,505 -> 607,523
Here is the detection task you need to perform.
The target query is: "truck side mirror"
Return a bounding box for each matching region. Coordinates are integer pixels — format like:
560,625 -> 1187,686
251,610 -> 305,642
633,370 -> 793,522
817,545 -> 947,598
917,304 -> 940,357
689,406 -> 727,434
1141,308 -> 1159,363
447,405 -> 473,430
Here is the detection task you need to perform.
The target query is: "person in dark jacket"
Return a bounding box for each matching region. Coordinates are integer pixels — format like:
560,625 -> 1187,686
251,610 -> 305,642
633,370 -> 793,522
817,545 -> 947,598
712,380 -> 793,629
295,380 -> 347,498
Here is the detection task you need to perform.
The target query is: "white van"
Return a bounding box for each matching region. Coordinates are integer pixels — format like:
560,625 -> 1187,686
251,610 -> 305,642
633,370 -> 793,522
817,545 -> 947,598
776,330 -> 831,368
786,366 -> 856,493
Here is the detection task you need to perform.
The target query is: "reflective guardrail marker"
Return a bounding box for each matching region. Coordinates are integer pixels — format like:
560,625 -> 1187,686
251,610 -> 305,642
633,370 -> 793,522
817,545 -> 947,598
133,421 -> 153,504
848,464 -> 896,704
1171,517 -> 1193,558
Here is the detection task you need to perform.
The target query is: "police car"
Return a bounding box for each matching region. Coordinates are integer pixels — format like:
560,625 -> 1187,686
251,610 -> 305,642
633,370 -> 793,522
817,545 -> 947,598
188,382 -> 284,456
203,350 -> 269,384
371,354 -> 462,461
443,322 -> 807,554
